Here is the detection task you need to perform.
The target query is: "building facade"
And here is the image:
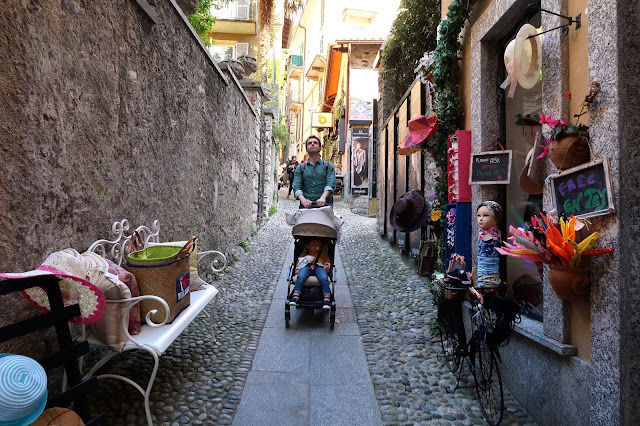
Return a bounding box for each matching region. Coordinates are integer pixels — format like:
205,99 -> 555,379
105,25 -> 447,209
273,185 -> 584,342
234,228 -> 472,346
377,0 -> 639,423
282,0 -> 400,212
209,0 -> 259,62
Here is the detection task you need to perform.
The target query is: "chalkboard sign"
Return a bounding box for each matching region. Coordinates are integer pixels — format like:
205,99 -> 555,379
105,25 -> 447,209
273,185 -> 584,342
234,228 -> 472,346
548,158 -> 615,219
469,150 -> 512,184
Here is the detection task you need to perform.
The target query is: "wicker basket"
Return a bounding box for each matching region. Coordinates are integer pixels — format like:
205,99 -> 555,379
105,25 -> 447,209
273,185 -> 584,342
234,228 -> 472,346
125,237 -> 195,324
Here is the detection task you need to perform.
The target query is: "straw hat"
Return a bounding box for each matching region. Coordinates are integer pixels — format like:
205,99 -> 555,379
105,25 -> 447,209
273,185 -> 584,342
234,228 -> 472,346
0,354 -> 48,426
500,24 -> 541,97
0,250 -> 106,324
398,115 -> 438,155
389,190 -> 431,232
514,24 -> 541,89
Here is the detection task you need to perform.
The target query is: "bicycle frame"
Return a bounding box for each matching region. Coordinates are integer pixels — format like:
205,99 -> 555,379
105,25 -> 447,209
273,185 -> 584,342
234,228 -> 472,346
436,286 -> 505,426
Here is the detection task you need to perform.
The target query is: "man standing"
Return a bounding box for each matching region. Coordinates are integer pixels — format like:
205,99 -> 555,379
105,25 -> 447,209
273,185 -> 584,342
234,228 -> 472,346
293,136 -> 336,208
286,155 -> 298,199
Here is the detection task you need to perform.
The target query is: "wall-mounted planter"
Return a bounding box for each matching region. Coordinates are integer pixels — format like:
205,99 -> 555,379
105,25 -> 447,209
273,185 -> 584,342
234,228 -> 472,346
548,264 -> 590,301
548,131 -> 590,170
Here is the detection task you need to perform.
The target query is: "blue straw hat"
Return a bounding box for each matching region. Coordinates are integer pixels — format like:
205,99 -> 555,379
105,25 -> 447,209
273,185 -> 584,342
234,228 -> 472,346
0,354 -> 48,426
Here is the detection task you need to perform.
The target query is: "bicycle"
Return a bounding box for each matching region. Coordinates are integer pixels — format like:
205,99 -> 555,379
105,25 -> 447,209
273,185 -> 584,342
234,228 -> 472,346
434,273 -> 518,426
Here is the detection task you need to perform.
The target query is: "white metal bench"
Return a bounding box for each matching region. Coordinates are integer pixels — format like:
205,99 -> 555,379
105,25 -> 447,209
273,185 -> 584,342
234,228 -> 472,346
80,219 -> 223,426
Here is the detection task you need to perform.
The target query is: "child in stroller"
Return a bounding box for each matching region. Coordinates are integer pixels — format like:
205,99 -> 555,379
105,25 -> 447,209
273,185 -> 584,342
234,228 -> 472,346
285,207 -> 339,328
289,238 -> 332,309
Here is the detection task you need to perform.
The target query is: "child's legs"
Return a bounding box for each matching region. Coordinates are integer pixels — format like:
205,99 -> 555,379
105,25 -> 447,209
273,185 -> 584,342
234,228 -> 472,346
293,265 -> 311,295
314,267 -> 331,298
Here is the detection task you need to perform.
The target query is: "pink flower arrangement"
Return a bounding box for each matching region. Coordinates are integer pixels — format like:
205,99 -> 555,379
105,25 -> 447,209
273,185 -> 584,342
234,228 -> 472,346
536,112 -> 589,159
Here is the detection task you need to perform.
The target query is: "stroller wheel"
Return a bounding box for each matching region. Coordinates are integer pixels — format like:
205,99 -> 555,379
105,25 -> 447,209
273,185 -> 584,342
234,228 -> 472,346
285,301 -> 291,328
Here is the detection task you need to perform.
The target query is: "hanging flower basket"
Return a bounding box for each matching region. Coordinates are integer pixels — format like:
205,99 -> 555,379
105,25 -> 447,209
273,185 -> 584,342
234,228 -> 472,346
548,131 -> 590,170
548,264 -> 590,301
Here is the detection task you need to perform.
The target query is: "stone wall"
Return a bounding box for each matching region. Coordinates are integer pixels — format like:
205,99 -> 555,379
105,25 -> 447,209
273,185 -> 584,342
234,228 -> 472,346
0,0 -> 257,355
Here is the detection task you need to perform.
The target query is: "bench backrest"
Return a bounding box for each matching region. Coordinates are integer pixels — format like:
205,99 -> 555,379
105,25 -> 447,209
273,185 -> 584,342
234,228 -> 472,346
87,219 -> 160,266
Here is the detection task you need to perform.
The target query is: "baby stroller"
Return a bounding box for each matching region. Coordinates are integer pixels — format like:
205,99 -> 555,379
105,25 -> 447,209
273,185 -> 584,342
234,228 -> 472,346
285,207 -> 338,328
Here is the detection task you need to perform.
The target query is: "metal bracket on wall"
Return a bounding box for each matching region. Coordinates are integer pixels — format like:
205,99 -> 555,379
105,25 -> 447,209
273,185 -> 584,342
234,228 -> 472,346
527,6 -> 581,39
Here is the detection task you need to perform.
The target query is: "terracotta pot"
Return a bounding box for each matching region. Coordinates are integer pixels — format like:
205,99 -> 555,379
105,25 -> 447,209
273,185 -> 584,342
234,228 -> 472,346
548,264 -> 590,301
548,131 -> 590,170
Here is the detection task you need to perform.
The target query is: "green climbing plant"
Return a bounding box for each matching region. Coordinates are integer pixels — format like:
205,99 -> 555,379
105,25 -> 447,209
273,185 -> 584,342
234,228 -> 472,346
431,0 -> 477,270
380,0 -> 440,121
187,0 -> 221,47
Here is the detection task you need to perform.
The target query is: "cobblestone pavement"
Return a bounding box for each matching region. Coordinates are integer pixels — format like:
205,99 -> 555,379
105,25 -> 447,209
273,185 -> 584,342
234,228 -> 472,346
336,206 -> 536,426
86,198 -> 294,425
86,194 -> 536,425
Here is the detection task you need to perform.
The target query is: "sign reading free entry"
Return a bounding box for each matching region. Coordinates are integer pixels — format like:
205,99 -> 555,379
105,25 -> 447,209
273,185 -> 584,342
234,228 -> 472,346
548,158 -> 615,219
469,150 -> 512,184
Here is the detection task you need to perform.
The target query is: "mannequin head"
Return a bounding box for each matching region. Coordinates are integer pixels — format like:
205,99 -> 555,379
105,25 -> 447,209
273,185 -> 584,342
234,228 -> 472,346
477,201 -> 502,230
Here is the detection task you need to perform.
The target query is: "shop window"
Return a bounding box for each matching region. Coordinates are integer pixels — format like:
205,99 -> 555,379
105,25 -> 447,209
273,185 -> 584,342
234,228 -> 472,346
500,13 -> 544,319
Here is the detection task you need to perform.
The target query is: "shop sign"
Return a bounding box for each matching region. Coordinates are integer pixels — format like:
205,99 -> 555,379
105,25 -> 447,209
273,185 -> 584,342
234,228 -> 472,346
548,158 -> 615,219
469,150 -> 512,185
311,112 -> 332,128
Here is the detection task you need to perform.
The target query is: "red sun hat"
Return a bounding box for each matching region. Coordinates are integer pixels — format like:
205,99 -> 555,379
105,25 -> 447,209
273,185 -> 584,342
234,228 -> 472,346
398,115 -> 438,155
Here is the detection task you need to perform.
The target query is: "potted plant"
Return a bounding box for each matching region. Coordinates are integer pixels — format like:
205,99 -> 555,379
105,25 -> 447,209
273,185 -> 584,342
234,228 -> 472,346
537,92 -> 591,170
496,213 -> 613,301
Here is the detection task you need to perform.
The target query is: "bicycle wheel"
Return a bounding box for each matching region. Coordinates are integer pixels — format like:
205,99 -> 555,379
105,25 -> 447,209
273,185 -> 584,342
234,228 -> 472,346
473,340 -> 504,426
438,321 -> 462,373
437,299 -> 465,373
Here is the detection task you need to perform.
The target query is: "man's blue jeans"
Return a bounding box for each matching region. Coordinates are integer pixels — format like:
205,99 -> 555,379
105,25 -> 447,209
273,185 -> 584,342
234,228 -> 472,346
293,265 -> 331,297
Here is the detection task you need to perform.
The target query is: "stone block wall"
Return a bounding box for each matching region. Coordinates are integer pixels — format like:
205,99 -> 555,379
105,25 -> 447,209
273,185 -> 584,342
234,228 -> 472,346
0,0 -> 257,355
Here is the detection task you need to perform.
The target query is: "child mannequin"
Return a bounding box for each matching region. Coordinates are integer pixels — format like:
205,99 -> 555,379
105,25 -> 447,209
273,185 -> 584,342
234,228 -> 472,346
290,238 -> 332,309
476,201 -> 503,288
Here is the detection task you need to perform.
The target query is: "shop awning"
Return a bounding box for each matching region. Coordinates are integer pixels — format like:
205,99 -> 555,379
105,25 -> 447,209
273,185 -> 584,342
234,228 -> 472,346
322,48 -> 343,112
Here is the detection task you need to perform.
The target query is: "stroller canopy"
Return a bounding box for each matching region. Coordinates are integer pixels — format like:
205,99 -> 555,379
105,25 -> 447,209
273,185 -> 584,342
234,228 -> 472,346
291,208 -> 339,239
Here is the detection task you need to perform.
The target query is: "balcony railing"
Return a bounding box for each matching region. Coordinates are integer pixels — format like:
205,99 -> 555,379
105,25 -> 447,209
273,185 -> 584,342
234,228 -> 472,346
211,0 -> 256,21
286,55 -> 303,79
286,86 -> 302,112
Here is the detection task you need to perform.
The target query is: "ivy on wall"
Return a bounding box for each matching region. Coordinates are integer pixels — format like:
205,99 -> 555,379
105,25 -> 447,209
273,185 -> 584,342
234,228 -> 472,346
431,0 -> 477,270
187,0 -> 220,47
380,0 -> 440,121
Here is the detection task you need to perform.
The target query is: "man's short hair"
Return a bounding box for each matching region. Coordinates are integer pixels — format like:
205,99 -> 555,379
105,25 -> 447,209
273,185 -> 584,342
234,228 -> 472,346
305,135 -> 321,147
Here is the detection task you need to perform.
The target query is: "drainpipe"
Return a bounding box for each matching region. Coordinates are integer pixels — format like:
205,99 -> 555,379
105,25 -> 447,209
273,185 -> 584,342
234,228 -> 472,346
299,24 -> 307,153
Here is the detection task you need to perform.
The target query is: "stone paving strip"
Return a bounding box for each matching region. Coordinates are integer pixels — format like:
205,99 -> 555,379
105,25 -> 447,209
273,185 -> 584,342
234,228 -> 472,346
335,206 -> 536,426
85,195 -> 536,425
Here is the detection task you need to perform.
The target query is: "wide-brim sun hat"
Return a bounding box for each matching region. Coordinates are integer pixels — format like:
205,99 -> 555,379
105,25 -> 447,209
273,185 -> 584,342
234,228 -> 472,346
0,354 -> 48,426
389,190 -> 431,233
500,25 -> 541,97
514,24 -> 541,89
0,250 -> 106,324
398,115 -> 438,155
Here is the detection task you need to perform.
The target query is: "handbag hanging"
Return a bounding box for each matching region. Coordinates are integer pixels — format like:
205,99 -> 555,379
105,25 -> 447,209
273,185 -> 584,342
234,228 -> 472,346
125,235 -> 196,324
418,240 -> 437,276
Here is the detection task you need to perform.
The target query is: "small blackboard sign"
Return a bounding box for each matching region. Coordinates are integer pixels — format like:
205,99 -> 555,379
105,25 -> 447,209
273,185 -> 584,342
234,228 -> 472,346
548,158 -> 615,219
469,150 -> 512,184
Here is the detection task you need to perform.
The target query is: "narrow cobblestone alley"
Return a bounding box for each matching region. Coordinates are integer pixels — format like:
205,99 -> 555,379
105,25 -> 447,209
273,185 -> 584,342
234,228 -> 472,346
86,193 -> 535,425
